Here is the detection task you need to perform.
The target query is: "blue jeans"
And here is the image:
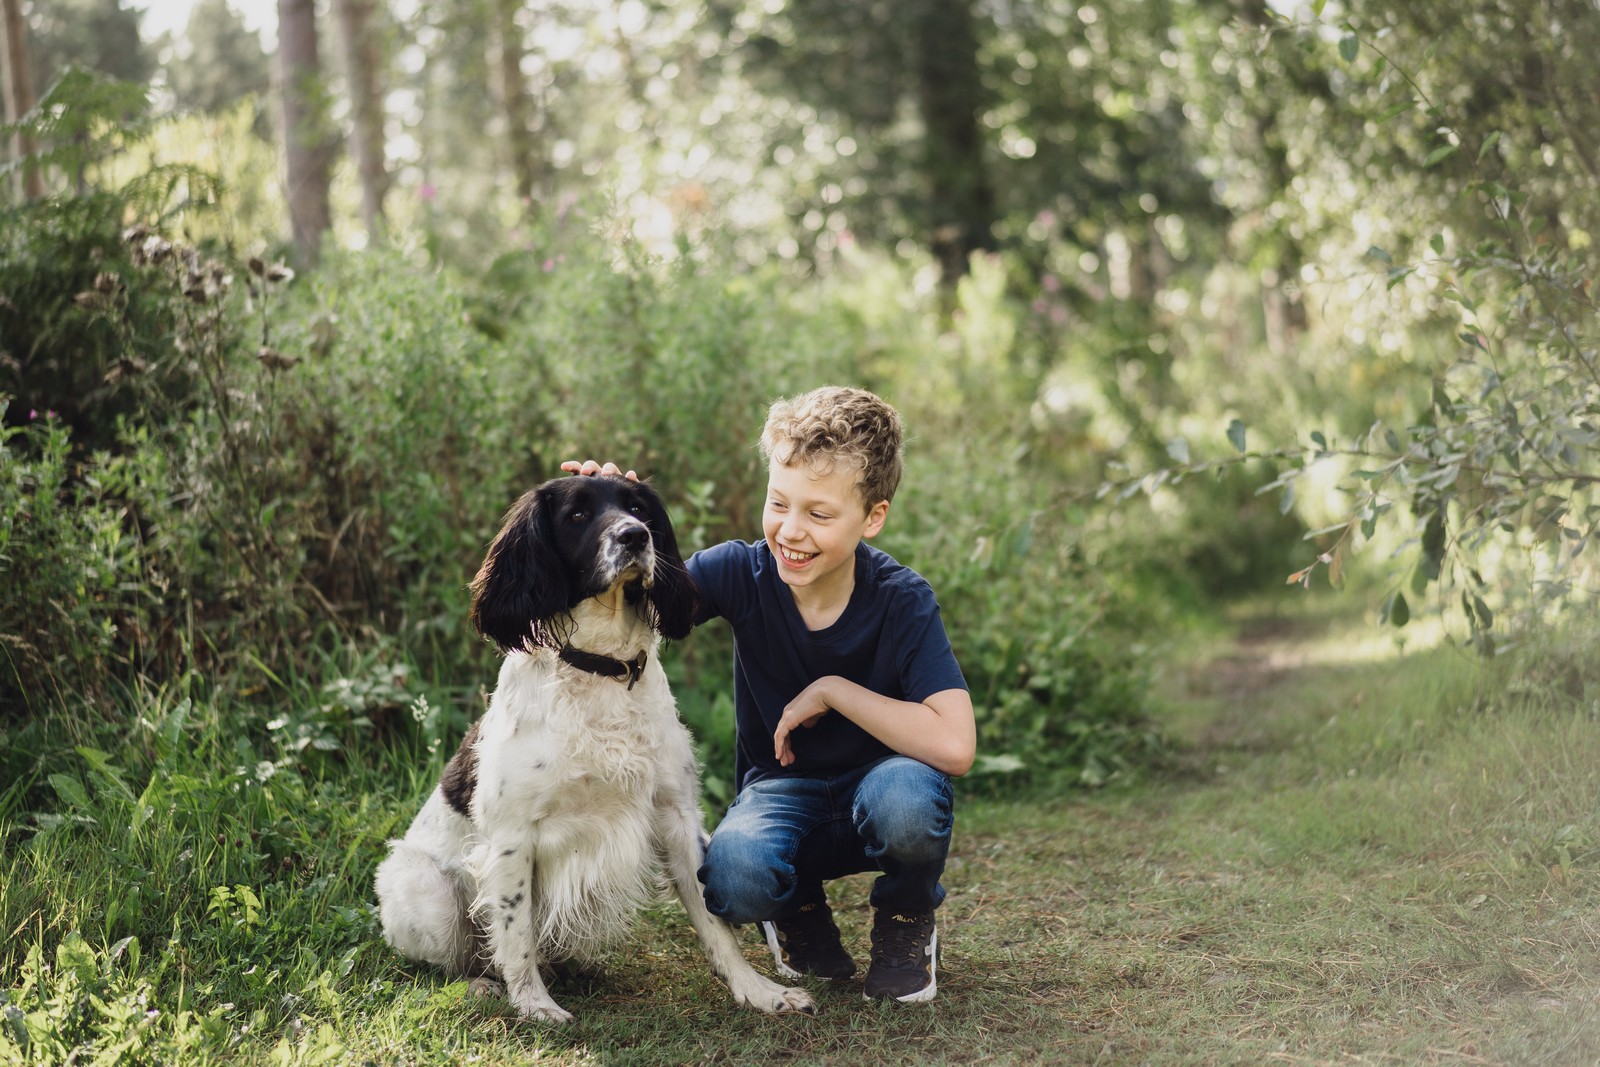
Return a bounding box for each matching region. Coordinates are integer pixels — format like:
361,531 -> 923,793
699,756 -> 954,923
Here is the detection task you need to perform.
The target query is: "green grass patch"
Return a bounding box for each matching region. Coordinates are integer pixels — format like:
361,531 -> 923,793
5,609 -> 1600,1064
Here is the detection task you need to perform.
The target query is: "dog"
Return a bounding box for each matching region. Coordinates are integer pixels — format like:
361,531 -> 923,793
374,474 -> 814,1022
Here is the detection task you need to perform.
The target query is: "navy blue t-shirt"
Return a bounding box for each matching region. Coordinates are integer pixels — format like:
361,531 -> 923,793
687,539 -> 968,791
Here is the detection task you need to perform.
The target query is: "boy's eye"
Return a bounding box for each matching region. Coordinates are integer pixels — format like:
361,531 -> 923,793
811,512 -> 831,521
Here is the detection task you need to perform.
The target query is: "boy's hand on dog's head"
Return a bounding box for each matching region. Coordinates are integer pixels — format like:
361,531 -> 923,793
561,460 -> 639,481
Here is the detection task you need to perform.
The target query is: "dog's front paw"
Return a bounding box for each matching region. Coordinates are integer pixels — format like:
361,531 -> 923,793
772,985 -> 816,1015
507,982 -> 574,1024
518,1001 -> 575,1025
731,975 -> 816,1015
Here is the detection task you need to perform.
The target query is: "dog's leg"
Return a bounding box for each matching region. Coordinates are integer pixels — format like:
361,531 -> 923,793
375,842 -> 476,975
477,837 -> 572,1023
654,796 -> 816,1016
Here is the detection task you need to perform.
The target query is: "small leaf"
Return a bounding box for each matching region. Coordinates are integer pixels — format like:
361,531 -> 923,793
1366,244 -> 1393,265
1458,330 -> 1487,351
1339,34 -> 1358,62
1384,591 -> 1410,627
1429,234 -> 1445,255
1375,98 -> 1415,123
1424,143 -> 1460,167
1227,418 -> 1248,453
1476,130 -> 1501,162
1167,436 -> 1191,465
1311,430 -> 1327,450
1312,0 -> 1328,15
49,773 -> 91,809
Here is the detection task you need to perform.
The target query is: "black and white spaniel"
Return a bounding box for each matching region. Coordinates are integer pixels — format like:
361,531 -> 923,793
374,475 -> 814,1022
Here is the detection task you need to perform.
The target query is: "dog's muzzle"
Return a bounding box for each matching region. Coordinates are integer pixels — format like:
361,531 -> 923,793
603,517 -> 656,586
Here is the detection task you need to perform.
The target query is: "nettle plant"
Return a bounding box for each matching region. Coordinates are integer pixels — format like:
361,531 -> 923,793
1109,21 -> 1599,654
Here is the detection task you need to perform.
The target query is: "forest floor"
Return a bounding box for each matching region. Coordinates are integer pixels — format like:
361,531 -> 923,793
306,596 -> 1600,1065
7,597 -> 1600,1065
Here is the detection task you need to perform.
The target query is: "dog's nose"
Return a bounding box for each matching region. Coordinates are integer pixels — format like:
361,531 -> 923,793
615,523 -> 649,551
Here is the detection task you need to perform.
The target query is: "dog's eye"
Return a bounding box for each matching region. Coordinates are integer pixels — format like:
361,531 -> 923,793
628,505 -> 644,516
568,509 -> 588,523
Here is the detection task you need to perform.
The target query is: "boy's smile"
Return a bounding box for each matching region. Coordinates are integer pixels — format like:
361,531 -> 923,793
763,460 -> 888,622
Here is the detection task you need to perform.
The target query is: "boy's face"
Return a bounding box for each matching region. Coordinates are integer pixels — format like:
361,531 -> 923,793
763,459 -> 888,601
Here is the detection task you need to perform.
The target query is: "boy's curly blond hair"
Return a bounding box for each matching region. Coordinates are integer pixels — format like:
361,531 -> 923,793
760,386 -> 904,509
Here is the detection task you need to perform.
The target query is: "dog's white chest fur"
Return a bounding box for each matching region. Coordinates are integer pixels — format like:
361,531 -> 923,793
468,657 -> 684,958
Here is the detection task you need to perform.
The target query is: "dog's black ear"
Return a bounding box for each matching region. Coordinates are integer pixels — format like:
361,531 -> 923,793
638,481 -> 699,641
470,485 -> 573,652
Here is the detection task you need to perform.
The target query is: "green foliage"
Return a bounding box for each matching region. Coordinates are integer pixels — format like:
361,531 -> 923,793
1,71 -> 1163,833
0,935 -> 234,1064
0,408 -> 146,716
4,604 -> 1598,1064
1093,10 -> 1600,653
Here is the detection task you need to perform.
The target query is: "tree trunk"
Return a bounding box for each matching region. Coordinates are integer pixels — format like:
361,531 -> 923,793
910,0 -> 995,285
492,0 -> 540,208
278,0 -> 336,265
0,0 -> 44,200
333,0 -> 388,242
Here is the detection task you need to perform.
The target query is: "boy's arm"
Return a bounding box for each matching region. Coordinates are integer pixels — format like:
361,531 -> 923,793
774,678 -> 976,777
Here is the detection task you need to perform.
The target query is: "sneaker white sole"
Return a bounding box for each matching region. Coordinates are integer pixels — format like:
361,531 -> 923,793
761,920 -> 804,980
866,926 -> 938,1003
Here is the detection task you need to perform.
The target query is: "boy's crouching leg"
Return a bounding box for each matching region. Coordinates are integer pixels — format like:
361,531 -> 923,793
852,757 -> 952,1002
699,792 -> 808,926
851,756 -> 953,915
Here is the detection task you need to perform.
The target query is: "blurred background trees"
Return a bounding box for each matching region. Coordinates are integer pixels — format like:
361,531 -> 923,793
1,0 -> 1596,786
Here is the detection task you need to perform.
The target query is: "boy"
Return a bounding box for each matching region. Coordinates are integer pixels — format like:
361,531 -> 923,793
563,386 -> 974,1003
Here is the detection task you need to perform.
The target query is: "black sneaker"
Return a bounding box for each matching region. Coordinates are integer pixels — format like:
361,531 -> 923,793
760,901 -> 857,980
864,910 -> 937,1002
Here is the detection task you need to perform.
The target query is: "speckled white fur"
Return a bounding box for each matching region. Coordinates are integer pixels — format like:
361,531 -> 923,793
375,586 -> 814,1024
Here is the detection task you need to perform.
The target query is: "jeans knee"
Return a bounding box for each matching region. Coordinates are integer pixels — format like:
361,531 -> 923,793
854,760 -> 953,864
700,829 -> 788,924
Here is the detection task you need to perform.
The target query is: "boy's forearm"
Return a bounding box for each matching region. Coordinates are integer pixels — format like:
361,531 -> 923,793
777,676 -> 976,777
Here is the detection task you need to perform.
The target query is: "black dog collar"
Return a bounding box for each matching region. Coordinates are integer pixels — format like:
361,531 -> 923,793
558,646 -> 649,690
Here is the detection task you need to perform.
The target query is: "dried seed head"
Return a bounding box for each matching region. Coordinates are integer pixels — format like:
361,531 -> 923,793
104,356 -> 149,383
264,264 -> 294,284
257,346 -> 300,371
135,234 -> 174,266
121,224 -> 151,245
94,272 -> 121,294
74,291 -> 106,310
248,256 -> 266,278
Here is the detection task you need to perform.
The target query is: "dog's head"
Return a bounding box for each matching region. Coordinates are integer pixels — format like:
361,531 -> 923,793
469,475 -> 699,653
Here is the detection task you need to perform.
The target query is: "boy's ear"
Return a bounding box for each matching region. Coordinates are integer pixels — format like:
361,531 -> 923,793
863,499 -> 889,539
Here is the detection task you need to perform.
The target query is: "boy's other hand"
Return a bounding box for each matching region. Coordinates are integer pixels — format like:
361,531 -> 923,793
774,681 -> 833,767
560,460 -> 639,481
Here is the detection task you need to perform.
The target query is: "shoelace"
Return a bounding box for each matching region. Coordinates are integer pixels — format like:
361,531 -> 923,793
875,915 -> 932,966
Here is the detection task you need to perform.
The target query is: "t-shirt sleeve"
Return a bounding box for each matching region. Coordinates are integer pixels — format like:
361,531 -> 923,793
685,540 -> 751,627
892,581 -> 968,702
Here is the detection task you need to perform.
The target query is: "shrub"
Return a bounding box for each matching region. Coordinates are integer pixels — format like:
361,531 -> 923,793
0,409 -> 147,718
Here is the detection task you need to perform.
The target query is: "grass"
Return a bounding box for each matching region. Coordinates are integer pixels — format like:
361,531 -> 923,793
4,599 -> 1600,1065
